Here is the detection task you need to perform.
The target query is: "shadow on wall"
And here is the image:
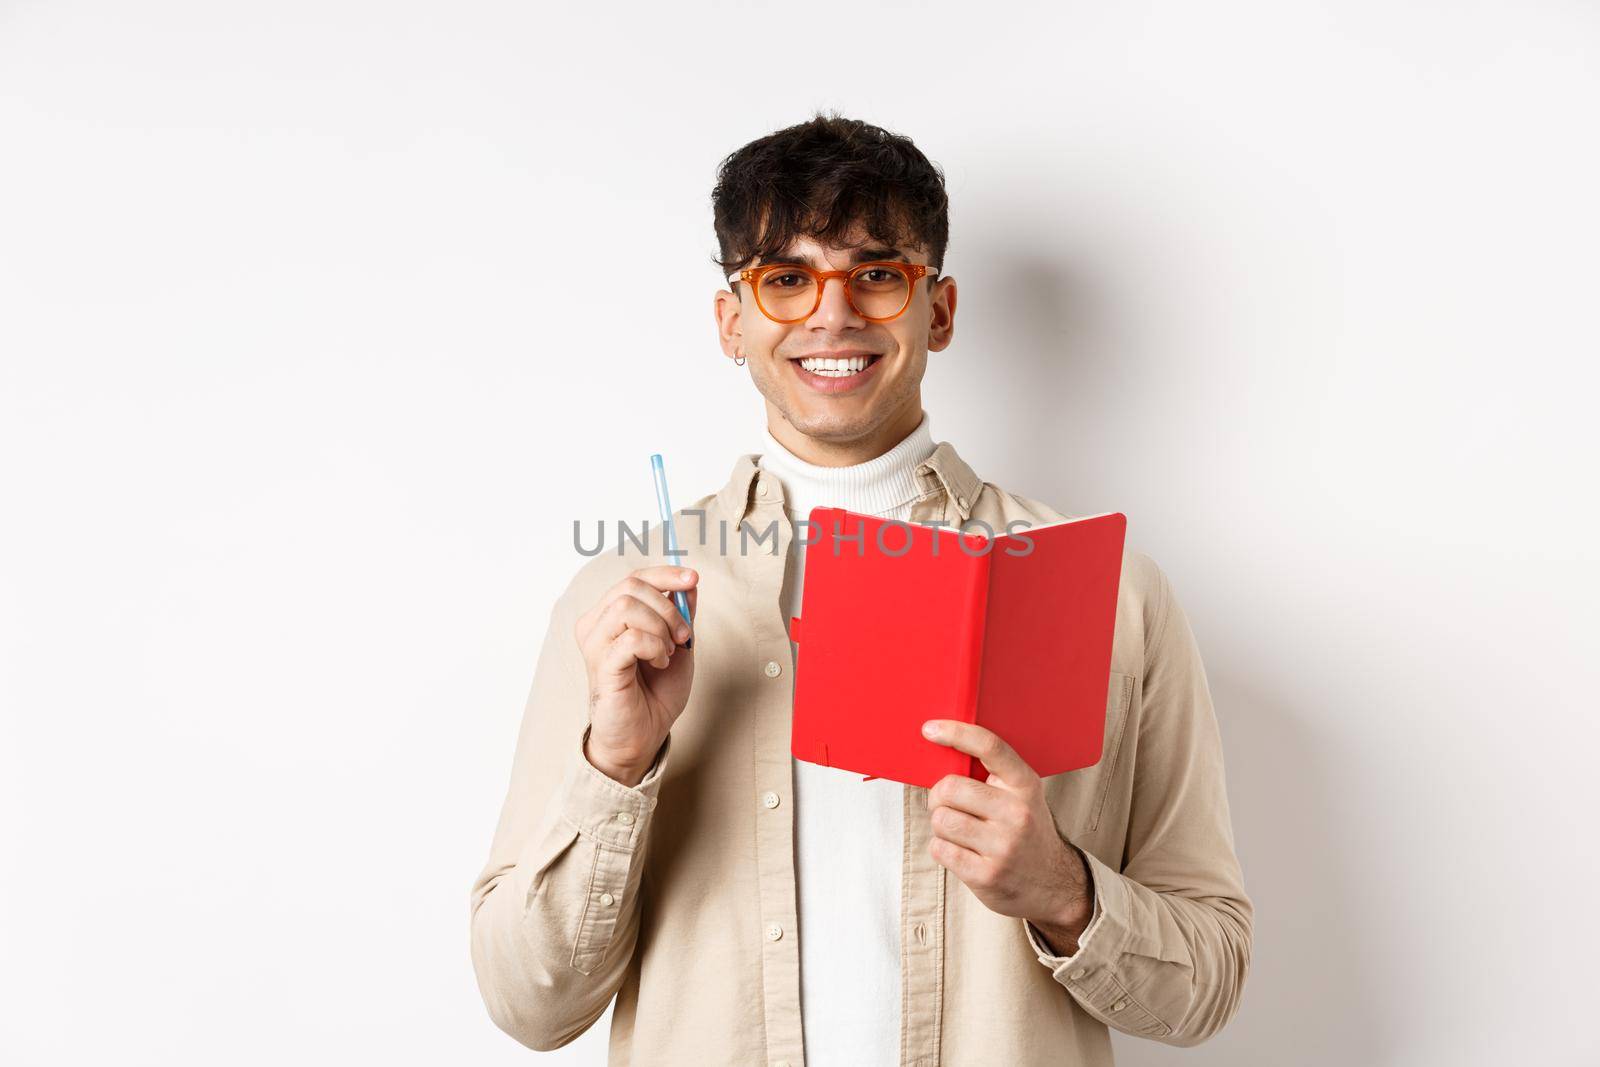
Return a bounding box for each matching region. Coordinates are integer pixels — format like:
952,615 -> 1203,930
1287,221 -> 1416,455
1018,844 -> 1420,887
939,229 -> 1394,1062
927,233 -> 1162,518
1112,667 -> 1393,1066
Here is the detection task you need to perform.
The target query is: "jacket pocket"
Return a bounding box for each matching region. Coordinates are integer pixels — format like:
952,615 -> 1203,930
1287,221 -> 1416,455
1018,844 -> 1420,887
1085,672 -> 1135,833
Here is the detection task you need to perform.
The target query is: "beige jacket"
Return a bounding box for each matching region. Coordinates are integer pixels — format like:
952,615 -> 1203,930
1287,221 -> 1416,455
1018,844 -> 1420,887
468,438 -> 1253,1065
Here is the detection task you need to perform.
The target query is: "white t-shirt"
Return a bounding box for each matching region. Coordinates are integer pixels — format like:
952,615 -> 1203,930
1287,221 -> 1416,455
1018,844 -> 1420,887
757,409 -> 938,1067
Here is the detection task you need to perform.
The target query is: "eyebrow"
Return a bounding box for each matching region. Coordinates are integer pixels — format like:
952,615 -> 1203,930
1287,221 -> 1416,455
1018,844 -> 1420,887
764,246 -> 912,268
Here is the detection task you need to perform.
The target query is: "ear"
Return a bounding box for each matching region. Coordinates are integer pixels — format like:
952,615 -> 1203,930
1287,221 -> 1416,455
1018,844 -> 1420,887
714,287 -> 745,362
926,276 -> 957,352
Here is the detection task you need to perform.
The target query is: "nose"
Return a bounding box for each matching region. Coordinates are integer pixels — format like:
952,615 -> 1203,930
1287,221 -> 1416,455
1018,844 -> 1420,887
806,274 -> 866,330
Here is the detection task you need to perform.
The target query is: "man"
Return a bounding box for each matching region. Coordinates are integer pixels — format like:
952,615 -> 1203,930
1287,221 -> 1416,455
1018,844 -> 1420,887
469,112 -> 1252,1066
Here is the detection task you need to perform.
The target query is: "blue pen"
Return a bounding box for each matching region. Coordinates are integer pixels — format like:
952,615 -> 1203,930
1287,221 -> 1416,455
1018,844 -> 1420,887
650,453 -> 694,649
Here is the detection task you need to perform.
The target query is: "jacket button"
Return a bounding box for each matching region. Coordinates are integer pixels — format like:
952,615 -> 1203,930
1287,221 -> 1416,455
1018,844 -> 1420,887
1111,999 -> 1127,1012
766,923 -> 784,941
764,660 -> 782,677
615,812 -> 634,825
758,481 -> 769,497
957,495 -> 968,509
1070,968 -> 1089,980
762,790 -> 781,809
599,893 -> 615,906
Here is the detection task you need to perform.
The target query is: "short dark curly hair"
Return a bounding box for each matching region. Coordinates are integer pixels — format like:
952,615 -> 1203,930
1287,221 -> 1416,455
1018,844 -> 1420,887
710,110 -> 949,288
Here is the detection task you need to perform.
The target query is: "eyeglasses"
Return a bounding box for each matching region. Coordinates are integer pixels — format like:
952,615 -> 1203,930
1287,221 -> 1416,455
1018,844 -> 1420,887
726,260 -> 938,324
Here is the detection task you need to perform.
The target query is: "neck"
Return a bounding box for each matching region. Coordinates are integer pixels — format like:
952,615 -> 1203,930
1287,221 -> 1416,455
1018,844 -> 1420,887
757,409 -> 936,520
763,402 -> 926,467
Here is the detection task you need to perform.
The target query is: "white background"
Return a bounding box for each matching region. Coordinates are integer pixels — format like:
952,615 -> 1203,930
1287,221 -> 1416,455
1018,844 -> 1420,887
2,1 -> 1597,1064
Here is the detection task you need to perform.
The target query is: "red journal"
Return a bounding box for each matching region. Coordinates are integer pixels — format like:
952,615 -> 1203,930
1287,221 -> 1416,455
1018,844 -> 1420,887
788,506 -> 1127,789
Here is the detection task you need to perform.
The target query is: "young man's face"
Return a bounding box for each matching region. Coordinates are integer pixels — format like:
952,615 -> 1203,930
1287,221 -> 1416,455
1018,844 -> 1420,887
714,223 -> 957,464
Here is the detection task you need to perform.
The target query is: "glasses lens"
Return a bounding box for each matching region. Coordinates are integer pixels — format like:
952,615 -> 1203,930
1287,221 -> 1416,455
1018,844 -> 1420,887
753,264 -> 915,321
849,264 -> 912,318
757,267 -> 818,321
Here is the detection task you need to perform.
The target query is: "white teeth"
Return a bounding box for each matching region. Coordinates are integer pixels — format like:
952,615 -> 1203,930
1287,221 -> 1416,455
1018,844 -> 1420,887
798,355 -> 873,376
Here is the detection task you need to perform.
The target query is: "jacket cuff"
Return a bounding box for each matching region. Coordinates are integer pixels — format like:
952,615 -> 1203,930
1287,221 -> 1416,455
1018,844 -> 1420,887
560,724 -> 671,849
1022,849 -> 1173,1036
1023,843 -> 1113,968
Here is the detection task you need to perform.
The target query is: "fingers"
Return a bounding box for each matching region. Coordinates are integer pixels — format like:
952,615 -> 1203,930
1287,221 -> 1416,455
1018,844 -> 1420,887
583,590 -> 683,675
576,566 -> 699,653
621,573 -> 695,641
625,564 -> 699,596
634,564 -> 699,595
921,720 -> 1034,790
928,803 -> 1000,855
928,773 -> 1008,821
632,566 -> 698,633
599,622 -> 679,676
927,835 -> 986,885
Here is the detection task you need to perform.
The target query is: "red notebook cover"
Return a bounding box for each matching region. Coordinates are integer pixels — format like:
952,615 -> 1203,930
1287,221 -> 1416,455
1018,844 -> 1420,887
788,506 -> 1126,789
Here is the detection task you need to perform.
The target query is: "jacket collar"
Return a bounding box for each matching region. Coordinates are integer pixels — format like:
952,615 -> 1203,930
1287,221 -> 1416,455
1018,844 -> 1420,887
714,436 -> 985,527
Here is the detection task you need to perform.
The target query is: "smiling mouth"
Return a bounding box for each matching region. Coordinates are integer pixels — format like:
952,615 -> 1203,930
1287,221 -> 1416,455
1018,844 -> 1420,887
788,353 -> 884,378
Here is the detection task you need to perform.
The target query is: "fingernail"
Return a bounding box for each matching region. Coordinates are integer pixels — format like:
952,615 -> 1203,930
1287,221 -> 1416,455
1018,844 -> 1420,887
677,625 -> 690,642
680,568 -> 693,580
922,721 -> 939,739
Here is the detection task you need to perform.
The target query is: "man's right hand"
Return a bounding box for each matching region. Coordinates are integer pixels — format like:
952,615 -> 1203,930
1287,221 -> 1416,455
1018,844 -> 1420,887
573,565 -> 698,786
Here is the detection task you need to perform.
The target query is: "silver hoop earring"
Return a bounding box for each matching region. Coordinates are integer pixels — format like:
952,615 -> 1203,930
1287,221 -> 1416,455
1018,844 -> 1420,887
734,355 -> 747,366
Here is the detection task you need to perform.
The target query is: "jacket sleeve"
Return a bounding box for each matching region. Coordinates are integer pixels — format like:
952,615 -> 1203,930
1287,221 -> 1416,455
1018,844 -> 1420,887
1022,561 -> 1253,1046
468,591 -> 673,1052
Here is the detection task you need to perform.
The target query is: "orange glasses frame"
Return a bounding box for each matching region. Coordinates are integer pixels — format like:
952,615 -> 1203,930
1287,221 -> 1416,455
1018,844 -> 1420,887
726,260 -> 939,324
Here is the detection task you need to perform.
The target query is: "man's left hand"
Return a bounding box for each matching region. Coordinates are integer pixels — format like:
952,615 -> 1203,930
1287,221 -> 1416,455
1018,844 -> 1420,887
921,718 -> 1094,953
